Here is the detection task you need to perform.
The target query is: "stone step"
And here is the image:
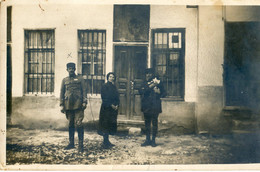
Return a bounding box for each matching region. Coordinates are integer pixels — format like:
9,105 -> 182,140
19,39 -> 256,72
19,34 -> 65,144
231,119 -> 260,134
222,106 -> 253,120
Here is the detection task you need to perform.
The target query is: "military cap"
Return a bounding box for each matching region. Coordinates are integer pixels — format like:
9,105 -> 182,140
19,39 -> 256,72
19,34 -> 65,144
66,62 -> 76,69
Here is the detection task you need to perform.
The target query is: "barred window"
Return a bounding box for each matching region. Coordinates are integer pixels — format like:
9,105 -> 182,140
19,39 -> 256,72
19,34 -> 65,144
24,30 -> 55,94
152,29 -> 185,99
78,30 -> 106,95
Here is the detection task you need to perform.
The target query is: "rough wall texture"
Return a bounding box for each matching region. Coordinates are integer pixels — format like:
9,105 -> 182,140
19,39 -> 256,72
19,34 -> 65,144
11,97 -> 101,130
196,86 -> 230,134
159,101 -> 195,134
11,4 -> 114,97
11,96 -> 196,134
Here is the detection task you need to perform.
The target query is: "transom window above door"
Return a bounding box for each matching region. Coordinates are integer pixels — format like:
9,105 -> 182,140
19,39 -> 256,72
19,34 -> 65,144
152,29 -> 185,100
78,30 -> 106,95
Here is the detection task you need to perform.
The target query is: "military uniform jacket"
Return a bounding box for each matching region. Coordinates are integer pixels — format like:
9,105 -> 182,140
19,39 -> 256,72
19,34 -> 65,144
60,74 -> 87,110
139,78 -> 165,114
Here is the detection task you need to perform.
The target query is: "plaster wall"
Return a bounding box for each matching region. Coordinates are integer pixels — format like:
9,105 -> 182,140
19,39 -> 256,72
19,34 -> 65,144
196,6 -> 260,134
11,3 -> 113,97
151,5 -> 198,102
196,6 -> 225,134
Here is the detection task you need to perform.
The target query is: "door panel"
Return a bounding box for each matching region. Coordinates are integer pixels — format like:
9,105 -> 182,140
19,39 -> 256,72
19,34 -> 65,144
115,50 -> 130,119
130,48 -> 147,119
115,46 -> 147,120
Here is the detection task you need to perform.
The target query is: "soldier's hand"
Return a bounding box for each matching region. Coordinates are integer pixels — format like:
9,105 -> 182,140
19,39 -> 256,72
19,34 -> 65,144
82,103 -> 87,110
60,106 -> 65,114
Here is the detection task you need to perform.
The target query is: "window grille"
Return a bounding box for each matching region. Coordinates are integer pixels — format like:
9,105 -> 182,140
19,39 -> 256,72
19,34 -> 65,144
152,29 -> 185,99
78,30 -> 106,95
24,30 -> 55,94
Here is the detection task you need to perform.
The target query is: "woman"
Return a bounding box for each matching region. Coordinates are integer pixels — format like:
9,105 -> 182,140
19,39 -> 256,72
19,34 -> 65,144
98,72 -> 120,148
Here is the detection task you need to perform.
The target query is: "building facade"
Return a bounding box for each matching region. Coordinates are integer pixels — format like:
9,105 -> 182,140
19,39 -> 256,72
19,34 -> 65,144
1,0 -> 260,134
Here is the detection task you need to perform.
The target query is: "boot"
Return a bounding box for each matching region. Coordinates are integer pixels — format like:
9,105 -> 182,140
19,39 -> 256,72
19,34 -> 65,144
65,127 -> 75,150
102,134 -> 114,149
141,133 -> 151,147
151,135 -> 157,147
105,139 -> 115,147
78,127 -> 84,153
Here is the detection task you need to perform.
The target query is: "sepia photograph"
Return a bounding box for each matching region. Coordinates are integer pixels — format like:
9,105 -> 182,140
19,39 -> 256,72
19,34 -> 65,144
1,0 -> 260,170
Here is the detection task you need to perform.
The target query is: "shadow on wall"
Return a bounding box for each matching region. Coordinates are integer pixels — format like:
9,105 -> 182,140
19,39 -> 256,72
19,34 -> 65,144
159,101 -> 196,134
10,96 -> 102,130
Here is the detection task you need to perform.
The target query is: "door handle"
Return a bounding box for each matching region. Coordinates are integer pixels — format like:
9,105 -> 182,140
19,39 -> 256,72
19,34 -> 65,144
130,81 -> 135,91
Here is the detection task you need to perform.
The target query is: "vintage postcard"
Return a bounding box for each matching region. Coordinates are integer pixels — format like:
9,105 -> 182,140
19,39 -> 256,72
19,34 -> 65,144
1,0 -> 260,170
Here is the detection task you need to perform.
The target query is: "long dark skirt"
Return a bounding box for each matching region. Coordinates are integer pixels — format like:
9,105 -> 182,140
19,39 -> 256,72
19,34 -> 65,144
98,104 -> 118,136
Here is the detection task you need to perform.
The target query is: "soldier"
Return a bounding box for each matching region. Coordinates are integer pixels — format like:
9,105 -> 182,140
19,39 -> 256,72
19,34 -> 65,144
60,62 -> 87,153
139,68 -> 165,147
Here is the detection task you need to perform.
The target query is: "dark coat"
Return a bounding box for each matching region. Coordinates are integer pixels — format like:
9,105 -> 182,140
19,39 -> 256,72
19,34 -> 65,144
139,77 -> 165,115
98,81 -> 120,135
60,74 -> 87,111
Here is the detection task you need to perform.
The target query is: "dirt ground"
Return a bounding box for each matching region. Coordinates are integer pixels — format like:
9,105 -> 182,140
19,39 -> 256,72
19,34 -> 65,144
6,127 -> 260,165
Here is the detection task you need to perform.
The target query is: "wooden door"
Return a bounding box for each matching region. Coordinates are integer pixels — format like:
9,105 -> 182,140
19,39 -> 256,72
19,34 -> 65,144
224,22 -> 260,108
114,46 -> 147,120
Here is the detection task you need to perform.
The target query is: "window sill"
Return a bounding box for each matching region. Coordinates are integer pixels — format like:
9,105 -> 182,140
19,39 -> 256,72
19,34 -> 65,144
161,97 -> 184,101
23,93 -> 55,97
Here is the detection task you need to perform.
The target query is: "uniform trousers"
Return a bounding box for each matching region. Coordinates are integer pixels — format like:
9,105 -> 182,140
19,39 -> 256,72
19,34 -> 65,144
65,109 -> 84,147
66,109 -> 84,128
143,112 -> 159,139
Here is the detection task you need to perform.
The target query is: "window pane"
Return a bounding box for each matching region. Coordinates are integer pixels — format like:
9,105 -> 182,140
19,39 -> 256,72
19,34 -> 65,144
87,52 -> 92,62
82,64 -> 91,75
93,32 -> 98,47
78,30 -> 106,94
88,32 -> 92,46
94,64 -> 103,75
98,32 -> 102,49
162,33 -> 167,48
152,29 -> 184,98
157,33 -> 162,48
157,54 -> 167,65
179,32 -> 182,48
24,30 -> 55,94
102,33 -> 106,49
169,53 -> 179,65
93,79 -> 104,95
154,33 -> 158,48
157,66 -> 166,76
47,77 -> 54,92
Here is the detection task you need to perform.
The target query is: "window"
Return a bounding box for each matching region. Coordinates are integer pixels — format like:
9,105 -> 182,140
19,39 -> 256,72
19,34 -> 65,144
152,29 -> 185,99
113,5 -> 150,42
78,30 -> 106,95
24,30 -> 55,94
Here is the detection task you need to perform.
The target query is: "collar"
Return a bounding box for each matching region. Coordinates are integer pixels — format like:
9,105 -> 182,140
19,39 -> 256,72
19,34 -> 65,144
69,73 -> 76,78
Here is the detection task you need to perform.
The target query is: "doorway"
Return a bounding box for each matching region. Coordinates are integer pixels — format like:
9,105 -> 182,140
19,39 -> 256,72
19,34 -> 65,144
114,46 -> 147,120
224,22 -> 260,110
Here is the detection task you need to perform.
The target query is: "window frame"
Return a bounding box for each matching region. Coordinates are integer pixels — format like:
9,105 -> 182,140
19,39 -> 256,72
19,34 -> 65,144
24,29 -> 55,95
151,28 -> 185,100
77,30 -> 106,96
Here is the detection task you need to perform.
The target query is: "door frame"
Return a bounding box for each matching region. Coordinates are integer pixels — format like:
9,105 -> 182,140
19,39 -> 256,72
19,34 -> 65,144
113,44 -> 149,121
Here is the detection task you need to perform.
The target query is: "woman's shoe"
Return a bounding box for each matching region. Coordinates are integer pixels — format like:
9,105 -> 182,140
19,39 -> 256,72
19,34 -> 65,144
107,141 -> 115,147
